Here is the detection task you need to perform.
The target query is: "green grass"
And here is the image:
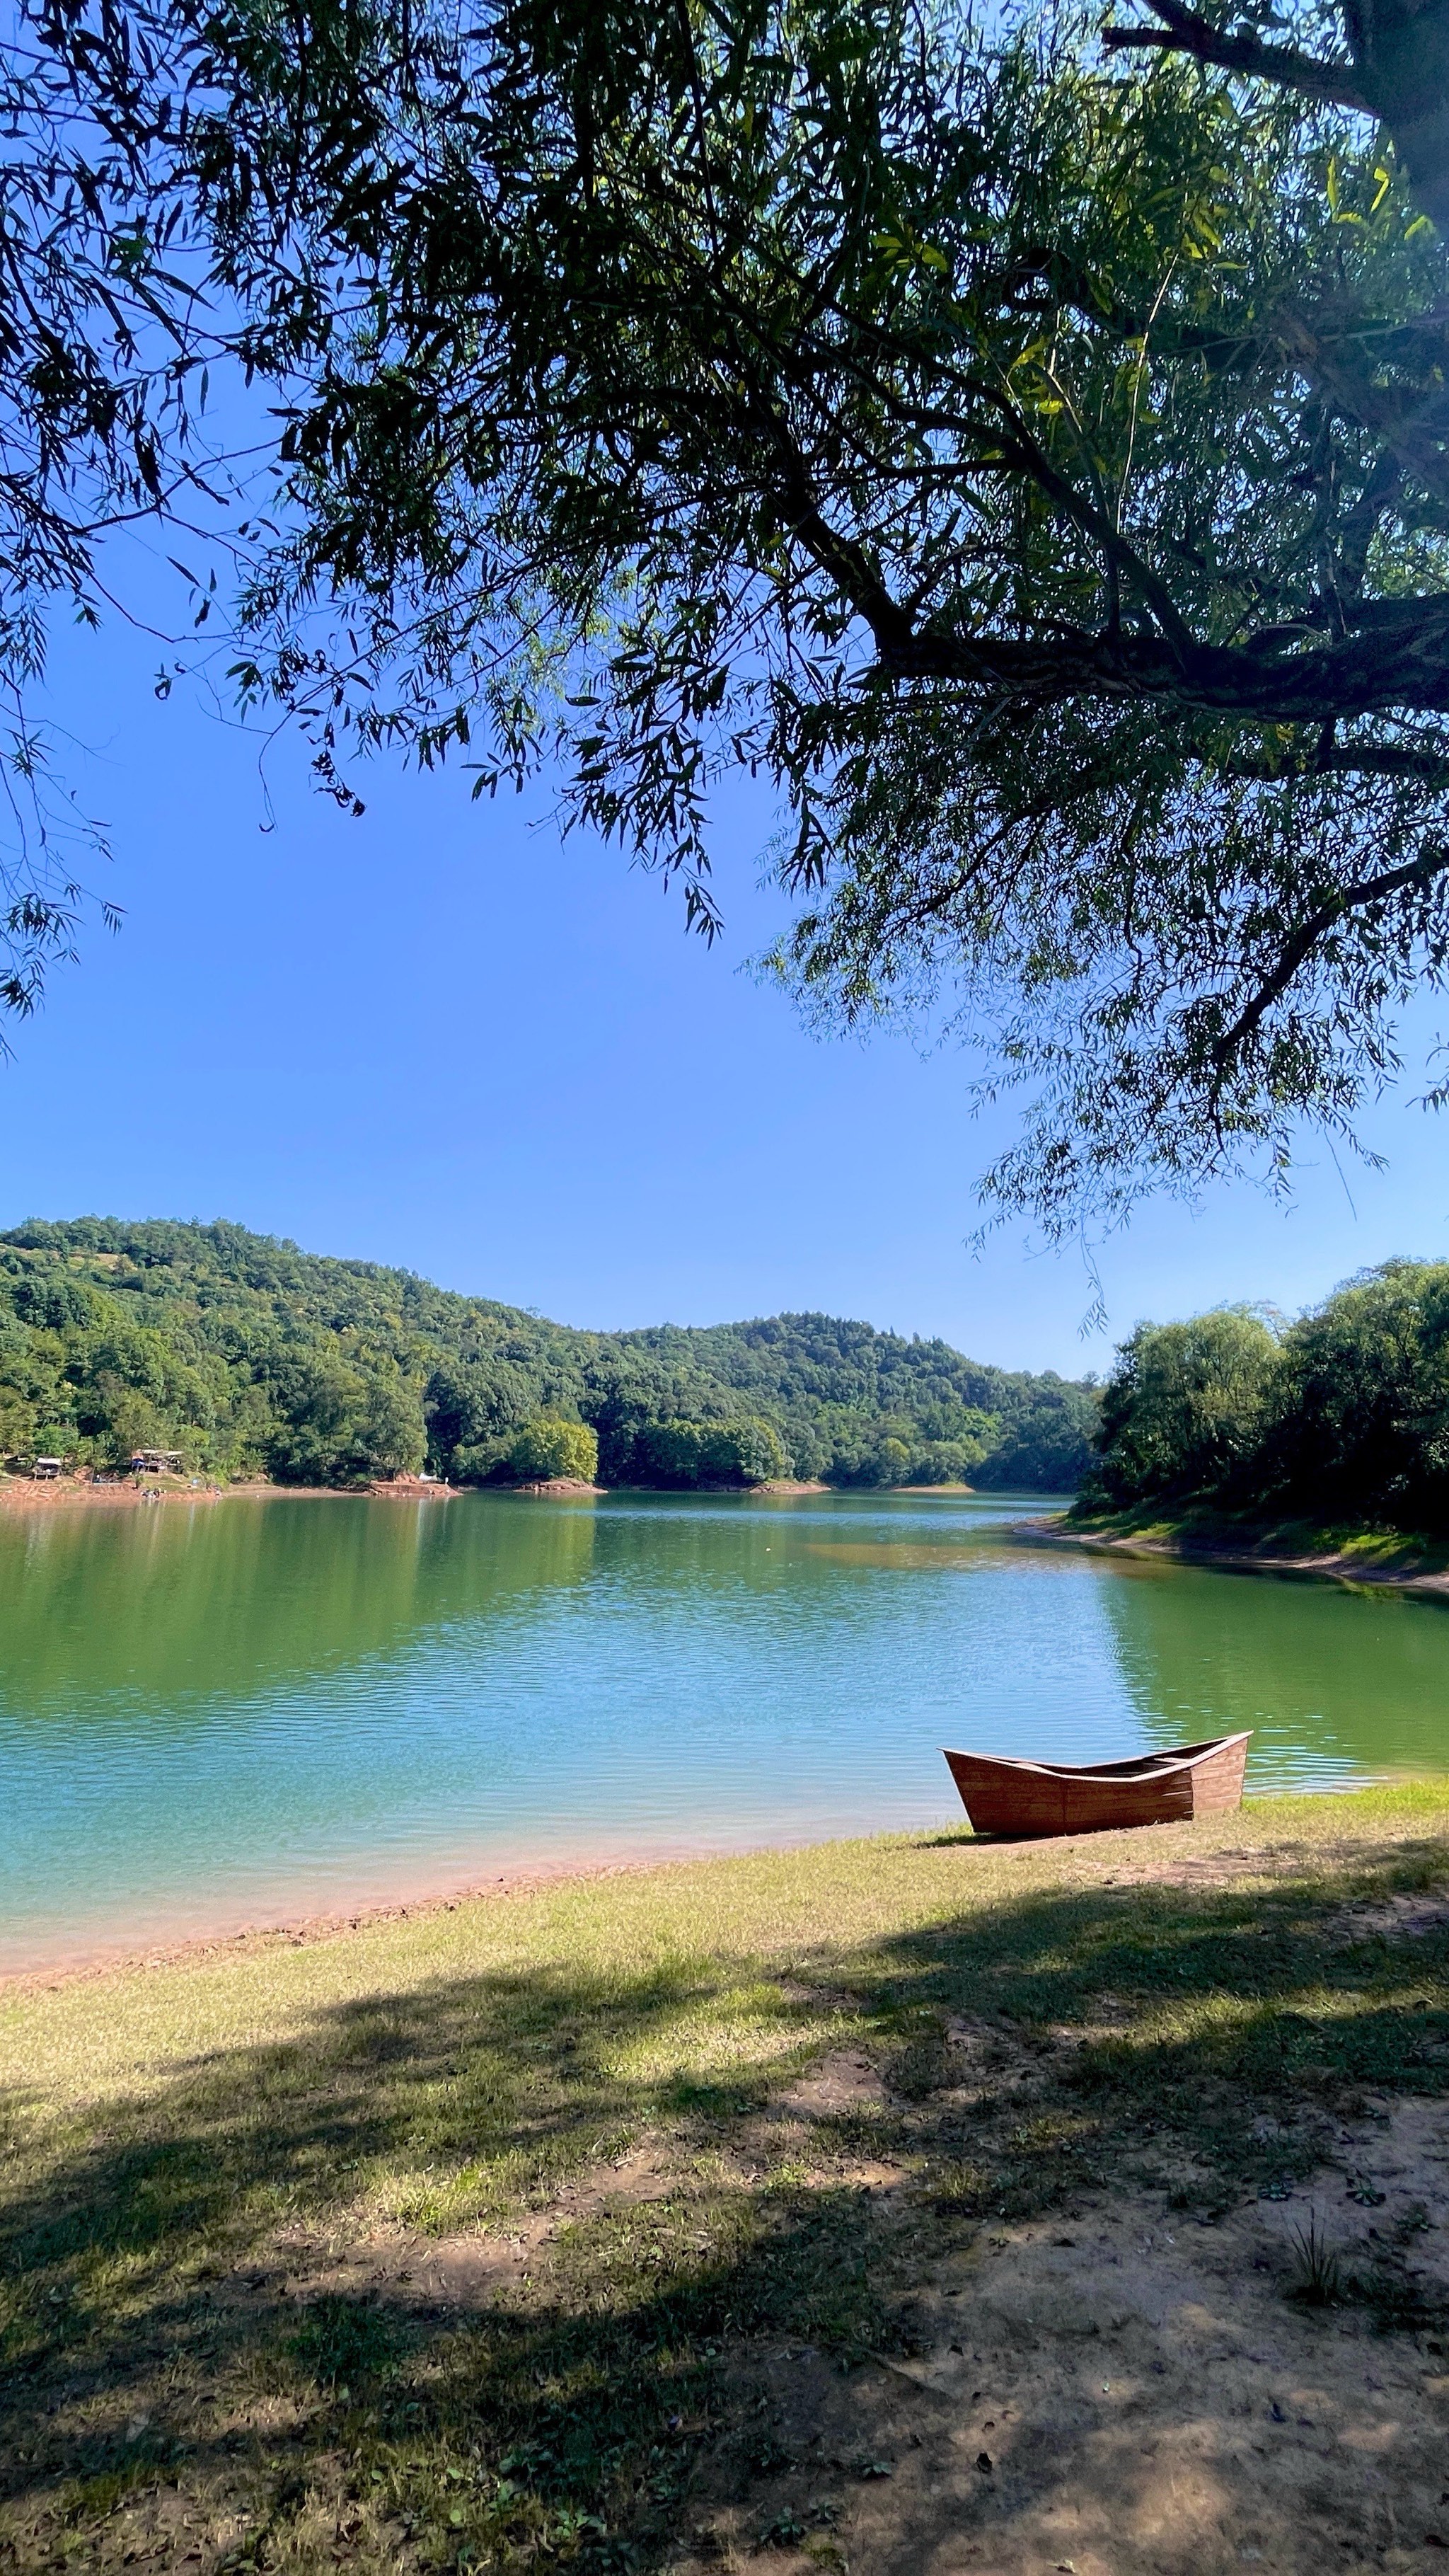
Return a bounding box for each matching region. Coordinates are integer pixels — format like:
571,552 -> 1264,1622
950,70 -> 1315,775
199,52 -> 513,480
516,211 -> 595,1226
6,1789 -> 1449,2572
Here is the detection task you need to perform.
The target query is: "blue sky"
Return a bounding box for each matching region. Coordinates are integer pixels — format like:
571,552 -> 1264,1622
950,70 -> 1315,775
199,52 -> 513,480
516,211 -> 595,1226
4,590 -> 1447,1377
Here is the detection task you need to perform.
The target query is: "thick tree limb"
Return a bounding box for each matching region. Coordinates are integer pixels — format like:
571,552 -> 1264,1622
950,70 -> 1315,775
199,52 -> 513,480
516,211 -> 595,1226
1101,4 -> 1369,110
878,598 -> 1449,724
1275,309 -> 1449,507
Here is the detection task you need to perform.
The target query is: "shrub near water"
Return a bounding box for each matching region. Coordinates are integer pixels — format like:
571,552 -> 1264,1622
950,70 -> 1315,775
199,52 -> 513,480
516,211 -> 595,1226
507,1417 -> 599,1483
629,1416 -> 787,1487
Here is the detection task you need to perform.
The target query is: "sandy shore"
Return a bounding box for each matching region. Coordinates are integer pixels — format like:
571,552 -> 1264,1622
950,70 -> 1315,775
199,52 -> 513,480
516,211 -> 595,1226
512,1475 -> 607,1495
0,1848 -> 687,1996
0,1473 -> 456,1514
600,1478 -> 831,1495
0,1786 -> 1367,1998
2,1817 -> 922,1991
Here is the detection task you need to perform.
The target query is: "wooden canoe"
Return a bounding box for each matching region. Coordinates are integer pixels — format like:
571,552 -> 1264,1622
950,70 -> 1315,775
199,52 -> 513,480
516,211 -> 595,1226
942,1732 -> 1251,1838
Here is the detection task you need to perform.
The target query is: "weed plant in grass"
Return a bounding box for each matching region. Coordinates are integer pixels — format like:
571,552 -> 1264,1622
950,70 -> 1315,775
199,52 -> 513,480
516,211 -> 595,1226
4,1788 -> 1449,2572
1286,2211 -> 1343,2306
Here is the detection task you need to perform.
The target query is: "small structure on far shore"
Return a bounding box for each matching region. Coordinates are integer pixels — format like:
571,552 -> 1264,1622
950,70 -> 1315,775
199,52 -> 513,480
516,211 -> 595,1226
31,1457 -> 64,1480
130,1449 -> 185,1476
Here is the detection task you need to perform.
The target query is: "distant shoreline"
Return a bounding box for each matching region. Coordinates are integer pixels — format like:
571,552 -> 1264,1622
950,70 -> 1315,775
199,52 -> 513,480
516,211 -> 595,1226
1018,1507 -> 1449,1601
0,1472 -> 1003,1517
0,1473 -> 458,1513
0,1474 -> 325,1512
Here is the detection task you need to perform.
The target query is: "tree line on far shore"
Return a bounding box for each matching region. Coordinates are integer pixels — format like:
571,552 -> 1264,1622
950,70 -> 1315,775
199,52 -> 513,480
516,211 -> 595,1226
1085,1263 -> 1449,1532
0,1218 -> 1097,1492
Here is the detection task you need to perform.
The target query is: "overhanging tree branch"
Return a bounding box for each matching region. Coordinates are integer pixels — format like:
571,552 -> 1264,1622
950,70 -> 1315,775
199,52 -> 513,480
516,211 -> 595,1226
1211,840 -> 1449,1100
1102,4 -> 1369,113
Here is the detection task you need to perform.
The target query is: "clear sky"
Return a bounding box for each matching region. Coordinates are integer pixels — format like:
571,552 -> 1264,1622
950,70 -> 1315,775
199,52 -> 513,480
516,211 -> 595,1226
4,587 -> 1447,1377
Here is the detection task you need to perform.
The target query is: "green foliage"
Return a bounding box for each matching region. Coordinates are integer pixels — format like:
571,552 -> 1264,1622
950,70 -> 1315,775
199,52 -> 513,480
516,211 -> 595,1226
1255,1263 -> 1449,1526
626,1415 -> 787,1487
629,1420 -> 712,1488
17,0 -> 1444,1230
357,1374 -> 429,1479
591,1315 -> 1094,1489
706,1417 -> 788,1485
507,1416 -> 599,1484
0,1217 -> 1095,1490
1088,1309 -> 1281,1506
1087,1261 -> 1449,1531
2,0 -> 1447,1227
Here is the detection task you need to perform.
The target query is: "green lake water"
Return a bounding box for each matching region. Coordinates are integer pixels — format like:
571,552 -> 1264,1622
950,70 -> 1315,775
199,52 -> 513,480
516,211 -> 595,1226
2,1486 -> 1447,1972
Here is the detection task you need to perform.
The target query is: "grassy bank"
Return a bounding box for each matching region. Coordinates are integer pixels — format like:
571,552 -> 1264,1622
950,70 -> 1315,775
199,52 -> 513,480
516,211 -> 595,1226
1032,1504 -> 1449,1593
6,1792 -> 1449,2572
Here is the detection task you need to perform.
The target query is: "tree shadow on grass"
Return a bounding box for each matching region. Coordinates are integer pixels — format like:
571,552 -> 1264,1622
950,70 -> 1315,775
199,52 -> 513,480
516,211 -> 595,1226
0,1955 -> 895,2570
851,1833 -> 1449,2205
4,1830 -> 1449,2570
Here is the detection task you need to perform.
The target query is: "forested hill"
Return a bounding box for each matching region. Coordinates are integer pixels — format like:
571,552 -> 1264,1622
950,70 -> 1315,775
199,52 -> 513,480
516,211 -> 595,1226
0,1218 -> 1097,1490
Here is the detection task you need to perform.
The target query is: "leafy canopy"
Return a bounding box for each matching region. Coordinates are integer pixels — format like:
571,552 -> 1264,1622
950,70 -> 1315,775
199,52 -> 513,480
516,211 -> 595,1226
1089,1307 -> 1282,1505
8,0 -> 1449,1220
1088,1261 -> 1449,1529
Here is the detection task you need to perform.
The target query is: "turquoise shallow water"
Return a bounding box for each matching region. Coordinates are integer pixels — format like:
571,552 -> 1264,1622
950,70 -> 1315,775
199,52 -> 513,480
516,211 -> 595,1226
2,1486 -> 1448,1970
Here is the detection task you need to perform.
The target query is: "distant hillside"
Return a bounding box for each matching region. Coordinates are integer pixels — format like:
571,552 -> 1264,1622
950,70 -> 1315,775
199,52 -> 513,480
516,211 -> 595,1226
0,1218 -> 1098,1490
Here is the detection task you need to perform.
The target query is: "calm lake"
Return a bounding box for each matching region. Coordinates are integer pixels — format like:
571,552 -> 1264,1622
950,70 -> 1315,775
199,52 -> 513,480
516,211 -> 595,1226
3,1485 -> 1448,1972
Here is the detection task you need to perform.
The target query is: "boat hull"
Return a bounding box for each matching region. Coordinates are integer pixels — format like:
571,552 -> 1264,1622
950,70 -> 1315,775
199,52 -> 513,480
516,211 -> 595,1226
942,1733 -> 1251,1838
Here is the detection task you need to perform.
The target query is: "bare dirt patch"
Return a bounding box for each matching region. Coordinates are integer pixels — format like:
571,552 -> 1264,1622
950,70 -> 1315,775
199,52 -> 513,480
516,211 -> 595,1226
777,2052 -> 890,2122
0,1473 -> 224,1512
0,1475 -> 362,1514
1332,1888 -> 1449,1943
679,2098 -> 1449,2575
